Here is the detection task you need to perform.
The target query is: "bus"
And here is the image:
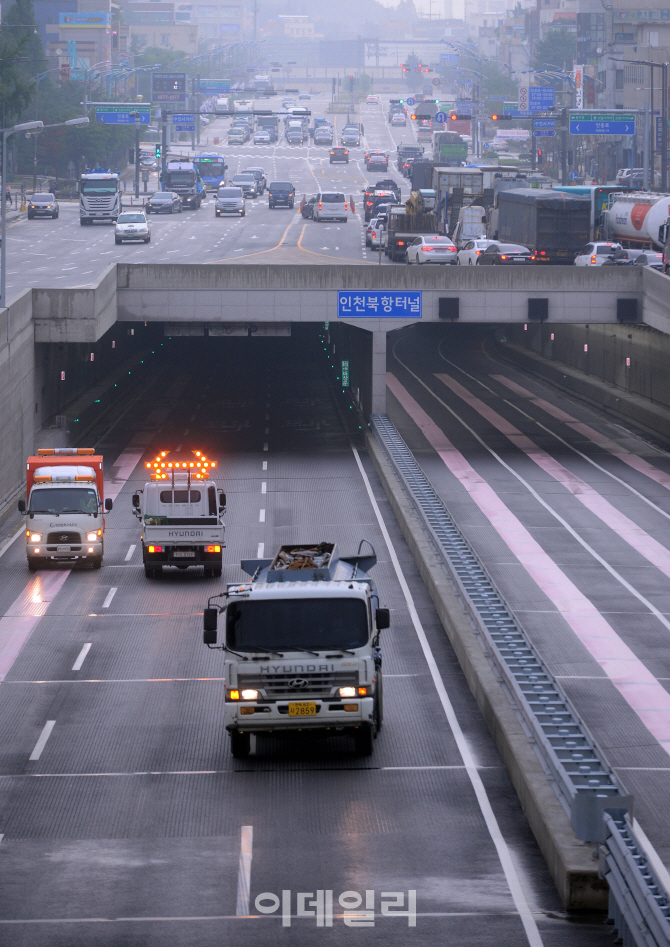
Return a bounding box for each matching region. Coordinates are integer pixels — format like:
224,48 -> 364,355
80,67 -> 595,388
193,153 -> 227,191
552,185 -> 630,240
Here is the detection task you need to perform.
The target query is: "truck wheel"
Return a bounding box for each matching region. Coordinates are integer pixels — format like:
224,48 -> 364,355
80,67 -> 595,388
28,559 -> 42,572
213,567 -> 222,578
91,557 -> 102,570
204,566 -> 214,578
354,725 -> 374,756
230,731 -> 251,758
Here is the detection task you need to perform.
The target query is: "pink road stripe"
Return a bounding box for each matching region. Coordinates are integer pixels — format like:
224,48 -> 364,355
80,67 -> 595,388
491,374 -> 670,492
0,571 -> 70,681
387,371 -> 670,752
436,373 -> 670,582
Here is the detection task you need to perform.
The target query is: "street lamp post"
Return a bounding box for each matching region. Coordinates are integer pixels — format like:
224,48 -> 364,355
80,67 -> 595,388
1,116 -> 88,312
611,58 -> 669,191
131,111 -> 141,198
1,120 -> 43,311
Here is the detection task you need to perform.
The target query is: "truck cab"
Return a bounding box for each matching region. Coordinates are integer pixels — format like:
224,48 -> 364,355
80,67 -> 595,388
133,451 -> 225,578
18,448 -> 112,571
162,161 -> 205,209
79,173 -> 122,225
203,542 -> 389,758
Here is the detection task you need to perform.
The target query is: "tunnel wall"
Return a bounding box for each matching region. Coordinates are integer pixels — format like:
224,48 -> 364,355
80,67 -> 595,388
502,322 -> 670,412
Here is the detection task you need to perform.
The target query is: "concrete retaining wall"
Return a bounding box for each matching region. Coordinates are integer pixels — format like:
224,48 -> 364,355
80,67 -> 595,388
366,430 -> 607,910
33,264 -> 117,344
0,291 -> 36,518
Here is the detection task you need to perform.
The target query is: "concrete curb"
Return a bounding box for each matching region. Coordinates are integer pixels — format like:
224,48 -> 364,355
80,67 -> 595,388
365,430 -> 607,910
496,341 -> 670,446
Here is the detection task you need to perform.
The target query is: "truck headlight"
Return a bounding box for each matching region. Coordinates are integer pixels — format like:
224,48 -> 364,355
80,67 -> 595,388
29,533 -> 41,542
339,686 -> 356,698
241,689 -> 258,700
86,531 -> 98,542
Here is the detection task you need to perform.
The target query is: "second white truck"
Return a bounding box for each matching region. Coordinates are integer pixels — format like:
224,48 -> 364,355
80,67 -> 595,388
133,451 -> 226,578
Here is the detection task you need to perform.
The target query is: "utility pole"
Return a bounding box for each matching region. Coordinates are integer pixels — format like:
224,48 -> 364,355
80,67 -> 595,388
662,63 -> 668,192
560,106 -> 568,185
132,111 -> 141,198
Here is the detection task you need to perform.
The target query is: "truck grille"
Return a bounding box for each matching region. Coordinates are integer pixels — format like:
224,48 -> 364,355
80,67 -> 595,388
46,531 -> 81,544
238,670 -> 358,698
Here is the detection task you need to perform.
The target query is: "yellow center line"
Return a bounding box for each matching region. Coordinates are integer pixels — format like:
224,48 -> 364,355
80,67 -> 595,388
208,214 -> 298,263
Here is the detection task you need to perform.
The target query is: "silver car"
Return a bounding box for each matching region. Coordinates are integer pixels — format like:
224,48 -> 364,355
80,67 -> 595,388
115,211 -> 150,244
215,185 -> 245,217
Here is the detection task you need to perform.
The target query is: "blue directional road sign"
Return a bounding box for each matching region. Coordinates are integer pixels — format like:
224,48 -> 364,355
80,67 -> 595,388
435,111 -> 448,124
406,97 -> 416,107
535,130 -> 556,137
570,171 -> 579,181
569,112 -> 635,135
172,113 -> 195,132
96,105 -> 151,124
533,118 -> 556,129
338,291 -> 422,319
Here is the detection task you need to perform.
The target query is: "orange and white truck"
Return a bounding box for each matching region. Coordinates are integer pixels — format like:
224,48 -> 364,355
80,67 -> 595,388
18,448 -> 113,571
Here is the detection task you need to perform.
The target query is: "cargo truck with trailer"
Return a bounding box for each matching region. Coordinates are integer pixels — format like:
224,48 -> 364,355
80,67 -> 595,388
493,188 -> 591,264
132,450 -> 226,578
202,542 -> 389,758
18,448 -> 113,571
384,206 -> 438,261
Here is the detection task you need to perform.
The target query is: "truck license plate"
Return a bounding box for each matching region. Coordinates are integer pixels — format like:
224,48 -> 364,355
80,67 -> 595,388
56,545 -> 71,552
288,702 -> 317,716
173,551 -> 195,558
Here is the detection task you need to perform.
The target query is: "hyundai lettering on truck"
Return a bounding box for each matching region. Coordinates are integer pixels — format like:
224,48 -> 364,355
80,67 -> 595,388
18,448 -> 113,571
133,450 -> 226,578
202,542 -> 389,758
79,172 -> 122,225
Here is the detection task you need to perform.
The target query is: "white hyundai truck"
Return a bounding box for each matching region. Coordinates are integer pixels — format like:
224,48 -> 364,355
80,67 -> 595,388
132,451 -> 226,578
202,542 -> 389,758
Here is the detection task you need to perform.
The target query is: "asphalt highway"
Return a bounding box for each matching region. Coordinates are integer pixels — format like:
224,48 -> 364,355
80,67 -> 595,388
0,330 -> 613,945
4,95 -> 409,298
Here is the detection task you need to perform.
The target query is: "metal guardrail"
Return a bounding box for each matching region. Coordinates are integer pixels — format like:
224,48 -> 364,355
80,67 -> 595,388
600,810 -> 670,946
371,413 -> 632,842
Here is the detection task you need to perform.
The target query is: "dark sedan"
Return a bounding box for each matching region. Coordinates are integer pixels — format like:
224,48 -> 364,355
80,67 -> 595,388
366,152 -> 388,172
329,147 -> 349,164
27,193 -> 59,219
633,251 -> 664,270
477,243 -> 534,265
286,129 -> 304,146
146,191 -> 182,214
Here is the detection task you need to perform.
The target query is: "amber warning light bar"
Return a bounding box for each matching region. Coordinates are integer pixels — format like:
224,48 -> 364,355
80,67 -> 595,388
146,450 -> 217,480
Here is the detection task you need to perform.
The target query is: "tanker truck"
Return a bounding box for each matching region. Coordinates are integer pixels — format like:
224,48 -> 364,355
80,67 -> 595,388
606,192 -> 670,250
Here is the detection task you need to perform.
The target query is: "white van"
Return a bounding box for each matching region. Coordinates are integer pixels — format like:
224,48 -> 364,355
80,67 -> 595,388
313,191 -> 348,222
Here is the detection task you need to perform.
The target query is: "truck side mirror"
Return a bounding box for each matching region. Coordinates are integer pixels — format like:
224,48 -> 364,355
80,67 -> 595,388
105,498 -> 113,512
376,607 -> 390,630
18,499 -> 26,513
219,492 -> 226,509
203,608 -> 218,644
132,494 -> 140,509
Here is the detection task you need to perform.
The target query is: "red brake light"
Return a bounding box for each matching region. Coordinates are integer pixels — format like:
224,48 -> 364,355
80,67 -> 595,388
539,250 -> 546,256
500,255 -> 507,260
591,255 -> 596,264
206,545 -> 221,553
148,545 -> 162,553
398,241 -> 405,246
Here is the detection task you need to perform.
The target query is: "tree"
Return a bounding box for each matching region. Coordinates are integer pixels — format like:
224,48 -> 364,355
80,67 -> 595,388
534,27 -> 576,72
0,0 -> 46,126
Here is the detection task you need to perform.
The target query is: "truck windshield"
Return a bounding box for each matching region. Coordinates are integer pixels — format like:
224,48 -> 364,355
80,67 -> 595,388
29,487 -> 98,514
226,598 -> 369,651
80,181 -> 117,194
166,172 -> 195,185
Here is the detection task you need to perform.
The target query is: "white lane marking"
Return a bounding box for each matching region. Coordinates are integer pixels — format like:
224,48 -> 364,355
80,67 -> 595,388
261,482 -> 267,494
102,588 -> 117,609
106,449 -> 145,502
259,509 -> 265,523
263,443 -> 268,451
29,720 -> 56,761
352,446 -> 544,947
262,461 -> 267,470
235,826 -> 253,916
257,543 -> 264,557
124,545 -> 136,562
175,443 -> 183,452
0,526 -> 23,560
72,644 -> 92,672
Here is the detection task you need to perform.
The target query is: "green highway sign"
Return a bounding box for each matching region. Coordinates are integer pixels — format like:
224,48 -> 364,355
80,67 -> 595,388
341,359 -> 350,387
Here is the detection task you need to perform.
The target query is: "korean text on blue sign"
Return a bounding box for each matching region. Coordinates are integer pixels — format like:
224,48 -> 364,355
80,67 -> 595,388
338,292 -> 422,319
528,87 -> 555,110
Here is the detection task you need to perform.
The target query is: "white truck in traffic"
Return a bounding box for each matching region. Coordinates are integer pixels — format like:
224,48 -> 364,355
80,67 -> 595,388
132,451 -> 226,578
18,448 -> 113,571
79,172 -> 122,225
202,542 -> 389,758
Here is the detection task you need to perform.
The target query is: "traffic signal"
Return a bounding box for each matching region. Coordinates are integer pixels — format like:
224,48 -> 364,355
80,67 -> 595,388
491,114 -> 514,121
449,112 -> 472,121
537,149 -> 543,165
129,148 -> 135,164
155,143 -> 162,159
